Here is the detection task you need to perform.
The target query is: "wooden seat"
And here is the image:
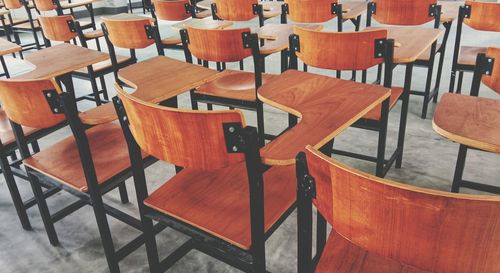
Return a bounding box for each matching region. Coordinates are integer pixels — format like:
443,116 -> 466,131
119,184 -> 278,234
195,70 -> 276,102
457,46 -> 487,66
144,163 -> 295,250
363,87 -> 404,120
316,231 -> 429,273
153,0 -> 192,21
212,0 -> 265,26
160,34 -> 181,45
298,146 -> 500,273
24,122 -> 142,192
82,28 -> 103,39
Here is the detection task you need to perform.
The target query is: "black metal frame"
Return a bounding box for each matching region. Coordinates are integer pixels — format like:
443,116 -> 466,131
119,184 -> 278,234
289,33 -> 398,178
211,2 -> 265,27
114,96 -> 294,272
280,3 -> 344,32
150,2 -> 194,51
450,53 -> 499,194
368,2 -> 446,119
13,91 -> 158,273
180,29 -> 269,147
2,0 -> 44,53
51,0 -> 97,31
101,22 -> 164,86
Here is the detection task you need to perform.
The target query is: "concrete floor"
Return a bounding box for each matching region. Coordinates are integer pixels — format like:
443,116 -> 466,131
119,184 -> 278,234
0,5 -> 499,273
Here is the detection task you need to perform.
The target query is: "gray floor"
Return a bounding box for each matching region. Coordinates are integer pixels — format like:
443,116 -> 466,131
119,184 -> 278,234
0,7 -> 499,273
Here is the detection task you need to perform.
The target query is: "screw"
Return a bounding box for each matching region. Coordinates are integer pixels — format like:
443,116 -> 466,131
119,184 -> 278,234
123,116 -> 128,122
377,53 -> 382,57
54,108 -> 58,112
488,59 -> 492,63
486,71 -> 490,75
232,146 -> 238,152
47,92 -> 52,98
228,126 -> 235,133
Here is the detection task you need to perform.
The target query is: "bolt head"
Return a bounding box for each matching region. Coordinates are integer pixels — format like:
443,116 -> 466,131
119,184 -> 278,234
232,146 -> 238,152
228,126 -> 235,133
54,108 -> 58,112
47,93 -> 52,98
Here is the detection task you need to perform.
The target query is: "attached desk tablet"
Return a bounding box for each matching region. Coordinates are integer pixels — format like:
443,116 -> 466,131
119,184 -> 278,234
0,38 -> 21,78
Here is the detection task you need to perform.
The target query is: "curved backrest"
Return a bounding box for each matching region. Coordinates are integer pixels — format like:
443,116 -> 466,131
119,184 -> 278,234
154,0 -> 191,21
294,27 -> 387,70
0,79 -> 65,128
305,145 -> 500,272
372,0 -> 437,25
102,15 -> 156,49
286,0 -> 338,23
463,1 -> 500,32
482,47 -> 500,94
39,15 -> 77,42
186,26 -> 252,63
214,0 -> 257,21
3,0 -> 23,10
116,85 -> 246,170
33,0 -> 56,11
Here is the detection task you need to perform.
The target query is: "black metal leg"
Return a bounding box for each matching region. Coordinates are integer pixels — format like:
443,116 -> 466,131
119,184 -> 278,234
451,145 -> 467,193
207,103 -> 213,110
28,172 -> 59,246
31,140 -> 40,153
449,69 -> 456,94
89,71 -> 102,106
280,49 -> 288,72
421,43 -> 437,119
118,183 -> 129,204
395,63 -> 413,169
316,212 -> 327,259
190,90 -> 198,110
376,98 -> 390,177
1,56 -> 10,78
456,71 -> 464,94
100,76 -> 109,101
257,102 -> 265,147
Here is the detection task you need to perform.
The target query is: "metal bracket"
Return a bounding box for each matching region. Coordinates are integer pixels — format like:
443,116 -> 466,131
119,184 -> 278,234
113,96 -> 129,124
331,3 -> 339,15
368,2 -> 376,14
180,29 -> 189,44
428,4 -> 438,17
463,4 -> 471,18
184,3 -> 191,14
223,122 -> 245,153
144,25 -> 155,40
67,20 -> 77,33
374,38 -> 386,58
252,3 -> 262,15
301,174 -> 316,198
242,31 -> 253,48
483,57 -> 495,76
43,89 -> 63,114
290,34 -> 300,52
282,3 -> 289,14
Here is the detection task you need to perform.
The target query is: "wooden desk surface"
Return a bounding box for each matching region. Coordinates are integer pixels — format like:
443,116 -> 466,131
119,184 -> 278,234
14,43 -> 109,79
0,38 -> 21,56
258,70 -> 391,166
433,93 -> 500,154
366,26 -> 442,64
256,24 -> 322,55
79,56 -> 223,124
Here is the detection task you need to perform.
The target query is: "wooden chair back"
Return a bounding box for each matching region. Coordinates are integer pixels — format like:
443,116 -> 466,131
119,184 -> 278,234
481,47 -> 500,94
3,0 -> 23,10
33,0 -> 56,11
463,1 -> 500,32
0,79 -> 65,128
371,0 -> 438,25
293,26 -> 388,70
304,145 -> 500,272
39,15 -> 77,42
102,15 -> 157,49
214,0 -> 258,21
185,26 -> 252,63
285,0 -> 338,23
115,85 -> 246,170
153,0 -> 191,21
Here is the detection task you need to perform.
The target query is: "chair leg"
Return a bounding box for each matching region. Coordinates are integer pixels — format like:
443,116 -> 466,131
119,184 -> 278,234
0,150 -> 31,230
31,28 -> 41,50
376,99 -> 389,178
456,71 -> 464,94
206,103 -> 213,110
118,183 -> 129,204
256,103 -> 265,147
142,216 -> 160,273
433,50 -> 446,103
31,140 -> 40,153
190,91 -> 199,110
449,69 -> 456,94
99,76 -> 109,101
395,64 -> 412,169
1,55 -> 10,78
88,70 -> 102,106
421,61 -> 435,119
451,145 -> 467,193
27,172 -> 59,246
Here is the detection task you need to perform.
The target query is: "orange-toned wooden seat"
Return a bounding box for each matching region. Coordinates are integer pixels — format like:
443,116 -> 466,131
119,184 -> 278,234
181,26 -> 272,146
2,0 -> 43,51
367,0 -> 444,119
150,0 -> 197,49
280,0 -> 343,31
39,15 -> 133,105
113,84 -> 296,272
211,0 -> 267,26
450,1 -> 500,94
101,14 -> 164,83
297,146 -> 500,273
290,26 -> 402,177
0,78 -> 153,272
33,0 -> 97,31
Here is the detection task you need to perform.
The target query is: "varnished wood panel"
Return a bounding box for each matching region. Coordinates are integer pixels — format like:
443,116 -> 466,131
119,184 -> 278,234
464,1 -> 500,32
145,163 -> 295,249
433,93 -> 500,154
153,0 -> 191,21
0,108 -> 39,146
294,27 -> 387,70
305,145 -> 500,273
13,43 -> 109,79
39,15 -> 77,42
258,70 -> 390,166
3,0 -> 23,10
186,26 -> 252,63
365,27 -> 442,64
0,79 -> 66,128
0,38 -> 21,56
116,84 -> 246,170
214,0 -> 257,21
33,0 -> 56,11
286,0 -> 338,23
372,0 -> 437,26
458,46 -> 486,66
482,47 -> 500,94
102,14 -> 156,49
256,23 -> 322,55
